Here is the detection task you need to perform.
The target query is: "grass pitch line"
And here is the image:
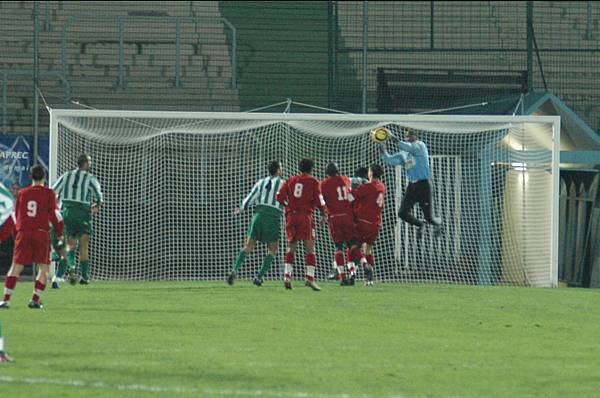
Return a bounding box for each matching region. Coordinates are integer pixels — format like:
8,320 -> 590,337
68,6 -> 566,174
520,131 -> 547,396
0,375 -> 198,394
0,376 -> 384,398
203,388 -> 378,398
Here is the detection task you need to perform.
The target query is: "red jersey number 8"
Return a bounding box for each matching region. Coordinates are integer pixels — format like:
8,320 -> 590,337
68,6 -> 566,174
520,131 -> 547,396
27,200 -> 37,217
293,183 -> 303,198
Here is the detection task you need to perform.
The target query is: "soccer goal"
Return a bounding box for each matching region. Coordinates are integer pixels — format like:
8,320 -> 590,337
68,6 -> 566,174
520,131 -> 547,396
49,110 -> 560,287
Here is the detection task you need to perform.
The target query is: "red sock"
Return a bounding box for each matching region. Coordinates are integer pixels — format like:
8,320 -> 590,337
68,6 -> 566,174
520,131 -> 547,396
366,254 -> 374,267
31,280 -> 45,303
305,253 -> 316,282
3,276 -> 17,302
284,252 -> 295,265
335,251 -> 345,279
350,246 -> 363,263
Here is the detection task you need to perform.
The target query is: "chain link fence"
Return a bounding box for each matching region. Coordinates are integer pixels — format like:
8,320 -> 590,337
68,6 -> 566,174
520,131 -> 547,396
334,1 -> 600,130
1,1 -> 599,135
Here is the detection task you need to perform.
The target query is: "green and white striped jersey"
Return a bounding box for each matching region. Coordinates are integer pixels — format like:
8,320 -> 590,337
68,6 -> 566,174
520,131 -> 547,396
0,182 -> 14,226
241,176 -> 284,212
52,169 -> 103,206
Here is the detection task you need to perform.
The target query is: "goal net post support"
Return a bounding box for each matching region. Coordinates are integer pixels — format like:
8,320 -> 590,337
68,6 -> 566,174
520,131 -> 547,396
49,110 -> 560,287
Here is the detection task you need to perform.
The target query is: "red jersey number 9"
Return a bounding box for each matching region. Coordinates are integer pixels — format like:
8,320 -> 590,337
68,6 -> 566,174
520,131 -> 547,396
27,200 -> 38,217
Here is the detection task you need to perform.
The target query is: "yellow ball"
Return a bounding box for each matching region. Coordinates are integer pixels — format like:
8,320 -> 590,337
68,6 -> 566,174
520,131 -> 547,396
370,127 -> 390,143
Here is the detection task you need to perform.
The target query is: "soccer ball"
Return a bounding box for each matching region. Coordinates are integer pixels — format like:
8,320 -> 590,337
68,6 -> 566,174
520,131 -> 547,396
370,127 -> 390,143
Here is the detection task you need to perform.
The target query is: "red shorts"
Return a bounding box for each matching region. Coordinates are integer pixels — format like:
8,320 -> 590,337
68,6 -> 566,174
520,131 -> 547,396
354,220 -> 380,246
328,213 -> 354,245
285,213 -> 315,242
13,230 -> 51,265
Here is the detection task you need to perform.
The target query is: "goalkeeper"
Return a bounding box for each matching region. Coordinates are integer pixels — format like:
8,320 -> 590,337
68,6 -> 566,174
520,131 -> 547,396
51,154 -> 103,285
380,129 -> 442,238
228,161 -> 284,287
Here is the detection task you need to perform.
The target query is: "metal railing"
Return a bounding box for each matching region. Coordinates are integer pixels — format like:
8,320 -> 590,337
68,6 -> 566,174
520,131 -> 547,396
61,15 -> 237,90
1,70 -> 70,135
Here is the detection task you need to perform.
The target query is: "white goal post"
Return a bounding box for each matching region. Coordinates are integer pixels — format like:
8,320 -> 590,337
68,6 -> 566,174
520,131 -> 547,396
49,110 -> 560,287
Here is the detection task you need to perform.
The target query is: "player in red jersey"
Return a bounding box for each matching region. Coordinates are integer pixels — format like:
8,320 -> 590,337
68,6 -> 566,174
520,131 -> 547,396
348,164 -> 385,286
0,166 -> 64,309
320,162 -> 355,285
276,158 -> 324,291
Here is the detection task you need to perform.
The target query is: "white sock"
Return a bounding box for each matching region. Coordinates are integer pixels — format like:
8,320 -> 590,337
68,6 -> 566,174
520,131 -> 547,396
347,262 -> 356,276
284,263 -> 293,279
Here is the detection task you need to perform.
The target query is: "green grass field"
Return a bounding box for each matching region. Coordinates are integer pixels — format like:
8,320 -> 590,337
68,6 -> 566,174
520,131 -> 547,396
0,281 -> 599,398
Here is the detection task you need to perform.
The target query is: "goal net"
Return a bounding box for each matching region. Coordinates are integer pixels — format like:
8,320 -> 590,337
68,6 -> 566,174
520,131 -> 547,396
49,110 -> 559,287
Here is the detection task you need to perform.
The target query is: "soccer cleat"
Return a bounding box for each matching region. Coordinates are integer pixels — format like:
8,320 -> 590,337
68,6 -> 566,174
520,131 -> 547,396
51,281 -> 59,289
79,278 -> 90,285
339,274 -> 351,286
0,302 -> 10,309
284,278 -> 292,290
68,268 -> 78,286
0,351 -> 13,363
305,280 -> 321,291
27,300 -> 43,309
253,277 -> 263,287
227,272 -> 236,286
365,280 -> 374,286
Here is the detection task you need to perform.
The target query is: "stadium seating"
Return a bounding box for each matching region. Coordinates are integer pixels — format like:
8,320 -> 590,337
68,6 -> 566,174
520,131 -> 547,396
1,2 -> 599,133
336,1 -> 600,125
0,1 -> 239,135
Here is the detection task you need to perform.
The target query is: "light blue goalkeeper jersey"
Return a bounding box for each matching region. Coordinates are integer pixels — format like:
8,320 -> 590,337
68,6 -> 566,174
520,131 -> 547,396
241,176 -> 284,213
382,140 -> 431,182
